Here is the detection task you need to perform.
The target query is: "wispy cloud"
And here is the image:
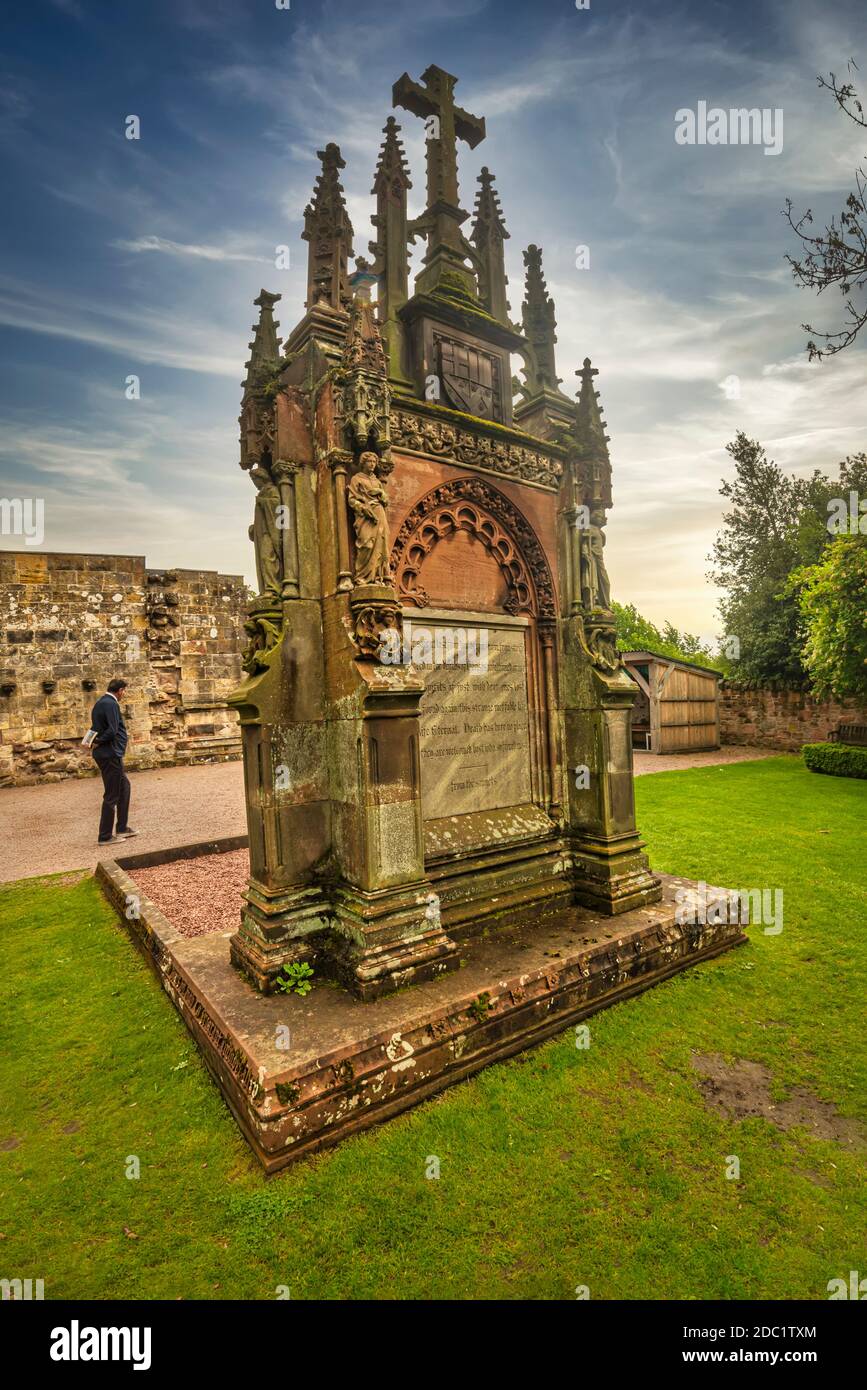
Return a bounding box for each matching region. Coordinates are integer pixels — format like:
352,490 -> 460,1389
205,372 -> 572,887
112,235 -> 270,264
0,276 -> 243,377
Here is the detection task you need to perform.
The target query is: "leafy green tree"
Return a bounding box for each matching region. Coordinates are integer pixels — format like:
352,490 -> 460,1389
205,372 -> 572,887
613,602 -> 723,671
708,434 -> 867,685
788,536 -> 867,699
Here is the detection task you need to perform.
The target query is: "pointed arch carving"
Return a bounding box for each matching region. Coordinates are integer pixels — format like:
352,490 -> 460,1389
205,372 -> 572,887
390,476 -> 556,618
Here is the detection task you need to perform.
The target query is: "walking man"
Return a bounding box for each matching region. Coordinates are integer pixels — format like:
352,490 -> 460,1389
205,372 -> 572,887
91,678 -> 138,845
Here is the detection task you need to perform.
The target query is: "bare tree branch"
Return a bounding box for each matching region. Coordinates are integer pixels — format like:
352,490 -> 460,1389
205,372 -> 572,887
784,59 -> 867,359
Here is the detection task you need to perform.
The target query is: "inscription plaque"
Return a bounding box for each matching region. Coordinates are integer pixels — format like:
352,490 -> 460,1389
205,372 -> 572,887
414,616 -> 532,819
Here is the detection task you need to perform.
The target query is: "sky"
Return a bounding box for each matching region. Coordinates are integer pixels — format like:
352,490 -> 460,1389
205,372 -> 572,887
1,0 -> 866,640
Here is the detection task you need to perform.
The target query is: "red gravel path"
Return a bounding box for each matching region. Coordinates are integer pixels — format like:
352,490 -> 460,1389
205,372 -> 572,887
131,848 -> 249,938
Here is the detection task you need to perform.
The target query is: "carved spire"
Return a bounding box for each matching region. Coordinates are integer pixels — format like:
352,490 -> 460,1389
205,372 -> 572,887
239,290 -> 282,473
243,289 -> 282,391
371,115 -> 412,202
519,246 -> 560,395
369,117 -> 412,384
302,143 -> 354,312
471,167 -> 510,324
573,357 -> 612,508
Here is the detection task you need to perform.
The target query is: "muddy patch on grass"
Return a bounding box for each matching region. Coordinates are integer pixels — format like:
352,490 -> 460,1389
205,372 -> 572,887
624,1068 -> 656,1096
692,1054 -> 864,1149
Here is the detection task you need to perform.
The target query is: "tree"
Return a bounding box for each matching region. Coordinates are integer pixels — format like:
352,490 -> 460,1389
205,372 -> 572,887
785,61 -> 867,359
708,435 -> 867,685
788,536 -> 867,699
613,602 -> 723,671
709,434 -> 808,684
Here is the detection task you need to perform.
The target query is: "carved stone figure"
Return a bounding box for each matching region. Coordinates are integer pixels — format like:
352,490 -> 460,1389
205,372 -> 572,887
241,609 -> 282,675
581,507 -> 611,612
348,451 -> 391,583
249,464 -> 282,598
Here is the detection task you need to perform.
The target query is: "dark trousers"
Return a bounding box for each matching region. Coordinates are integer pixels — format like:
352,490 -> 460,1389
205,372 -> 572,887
94,753 -> 131,840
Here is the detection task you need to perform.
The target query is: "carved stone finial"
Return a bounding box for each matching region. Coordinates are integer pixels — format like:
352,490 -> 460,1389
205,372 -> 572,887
242,289 -> 282,395
302,143 -> 355,311
471,167 -> 510,323
572,357 -> 612,508
518,246 -> 560,396
371,115 -> 412,199
369,117 -> 413,384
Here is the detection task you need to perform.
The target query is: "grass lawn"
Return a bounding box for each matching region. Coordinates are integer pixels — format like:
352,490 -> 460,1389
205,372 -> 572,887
1,756 -> 864,1300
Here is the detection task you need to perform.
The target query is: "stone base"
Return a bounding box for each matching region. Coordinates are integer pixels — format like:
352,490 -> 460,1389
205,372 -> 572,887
570,832 -> 663,915
230,883 -> 330,994
330,881 -> 460,1000
98,855 -> 747,1173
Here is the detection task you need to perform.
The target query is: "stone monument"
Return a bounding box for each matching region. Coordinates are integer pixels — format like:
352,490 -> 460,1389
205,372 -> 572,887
109,64 -> 745,1168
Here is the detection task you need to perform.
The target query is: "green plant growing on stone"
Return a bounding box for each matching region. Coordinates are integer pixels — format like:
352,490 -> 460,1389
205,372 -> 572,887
468,992 -> 491,1022
275,962 -> 314,997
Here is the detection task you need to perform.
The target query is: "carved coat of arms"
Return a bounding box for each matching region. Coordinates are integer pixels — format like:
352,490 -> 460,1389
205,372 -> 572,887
438,337 -> 498,418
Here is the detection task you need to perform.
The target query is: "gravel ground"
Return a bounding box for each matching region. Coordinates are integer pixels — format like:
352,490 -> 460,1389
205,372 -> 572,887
633,745 -> 784,775
132,847 -> 248,938
0,760 -> 246,883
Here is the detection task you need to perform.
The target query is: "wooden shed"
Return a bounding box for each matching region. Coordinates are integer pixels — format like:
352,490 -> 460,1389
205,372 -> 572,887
622,650 -> 721,754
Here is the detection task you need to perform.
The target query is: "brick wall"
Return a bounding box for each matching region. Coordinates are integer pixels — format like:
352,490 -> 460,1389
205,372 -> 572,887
720,684 -> 867,751
0,551 -> 248,786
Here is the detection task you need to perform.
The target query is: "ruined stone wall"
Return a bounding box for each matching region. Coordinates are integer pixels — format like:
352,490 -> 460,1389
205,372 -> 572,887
720,684 -> 867,751
0,551 -> 248,786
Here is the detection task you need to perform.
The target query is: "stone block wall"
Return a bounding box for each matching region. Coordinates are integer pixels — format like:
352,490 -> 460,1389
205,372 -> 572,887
720,684 -> 867,751
0,551 -> 248,786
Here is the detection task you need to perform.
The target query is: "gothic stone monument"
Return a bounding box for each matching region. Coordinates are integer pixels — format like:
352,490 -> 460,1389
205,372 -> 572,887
105,67 -> 745,1169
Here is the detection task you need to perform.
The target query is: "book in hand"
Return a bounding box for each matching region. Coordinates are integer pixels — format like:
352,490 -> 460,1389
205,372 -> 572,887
81,729 -> 98,749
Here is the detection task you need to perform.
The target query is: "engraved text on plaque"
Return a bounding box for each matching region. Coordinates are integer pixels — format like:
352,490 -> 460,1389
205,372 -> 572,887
416,619 -> 532,819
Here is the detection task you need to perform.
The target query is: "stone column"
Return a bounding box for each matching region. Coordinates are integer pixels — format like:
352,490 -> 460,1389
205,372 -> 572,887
539,622 -> 561,813
323,588 -> 459,1000
329,450 -> 354,592
559,611 -> 661,915
272,459 -> 300,599
228,597 -> 331,991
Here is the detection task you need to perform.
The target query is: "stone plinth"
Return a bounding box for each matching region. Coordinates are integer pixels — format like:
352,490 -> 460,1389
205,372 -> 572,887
98,848 -> 747,1172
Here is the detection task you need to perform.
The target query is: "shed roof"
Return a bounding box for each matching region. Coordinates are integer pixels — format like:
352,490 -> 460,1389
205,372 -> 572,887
621,650 -> 722,680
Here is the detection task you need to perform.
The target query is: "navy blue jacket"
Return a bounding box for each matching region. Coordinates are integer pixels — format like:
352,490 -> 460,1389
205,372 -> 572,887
91,693 -> 128,759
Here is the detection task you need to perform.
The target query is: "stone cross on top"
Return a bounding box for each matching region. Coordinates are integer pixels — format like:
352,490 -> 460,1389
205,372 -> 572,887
393,64 -> 485,208
393,64 -> 486,296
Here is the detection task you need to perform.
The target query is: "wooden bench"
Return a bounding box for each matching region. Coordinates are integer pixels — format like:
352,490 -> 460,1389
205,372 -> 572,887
829,722 -> 867,747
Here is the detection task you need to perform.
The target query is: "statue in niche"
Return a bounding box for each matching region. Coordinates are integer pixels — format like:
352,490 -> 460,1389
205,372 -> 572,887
248,463 -> 282,598
348,451 -> 391,584
580,506 -> 612,612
